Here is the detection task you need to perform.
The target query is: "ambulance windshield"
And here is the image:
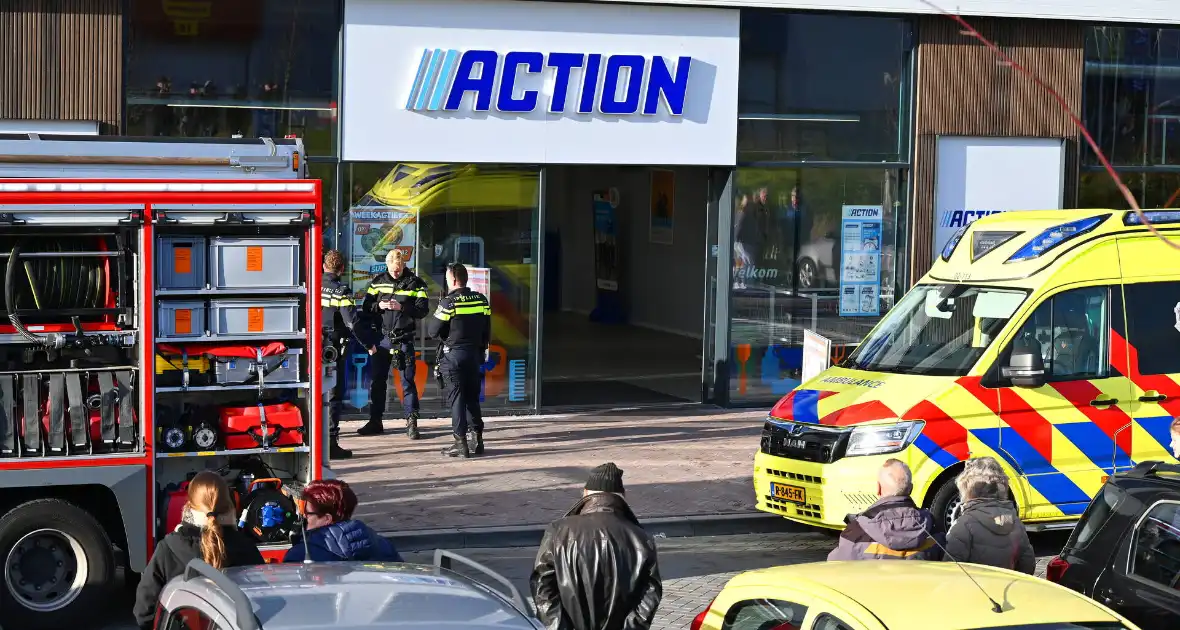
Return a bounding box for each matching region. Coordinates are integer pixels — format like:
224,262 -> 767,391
845,284 -> 1028,376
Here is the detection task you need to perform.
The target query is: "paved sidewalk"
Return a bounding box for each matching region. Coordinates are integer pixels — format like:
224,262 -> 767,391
332,407 -> 766,533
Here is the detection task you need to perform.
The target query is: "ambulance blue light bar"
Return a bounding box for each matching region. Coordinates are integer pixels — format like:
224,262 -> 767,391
1006,215 -> 1107,263
1124,210 -> 1180,226
940,225 -> 968,262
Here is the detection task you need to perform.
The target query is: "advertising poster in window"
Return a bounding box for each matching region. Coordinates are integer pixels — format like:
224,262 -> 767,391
348,204 -> 418,298
649,169 -> 675,245
590,188 -> 625,323
468,266 -> 491,301
839,205 -> 882,317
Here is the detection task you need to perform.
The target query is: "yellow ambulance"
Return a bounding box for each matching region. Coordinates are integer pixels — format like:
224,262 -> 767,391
755,209 -> 1180,532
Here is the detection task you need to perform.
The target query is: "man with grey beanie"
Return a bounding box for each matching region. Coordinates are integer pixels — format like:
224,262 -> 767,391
530,463 -> 662,630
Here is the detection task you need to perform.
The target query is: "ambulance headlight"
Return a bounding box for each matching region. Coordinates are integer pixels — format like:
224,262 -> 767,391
845,421 -> 925,457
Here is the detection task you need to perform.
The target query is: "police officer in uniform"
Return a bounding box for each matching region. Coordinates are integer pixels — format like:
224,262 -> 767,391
427,263 -> 491,458
359,248 -> 429,438
320,249 -> 370,460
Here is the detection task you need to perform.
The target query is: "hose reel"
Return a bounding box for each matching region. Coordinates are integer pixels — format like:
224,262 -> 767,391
0,236 -> 117,350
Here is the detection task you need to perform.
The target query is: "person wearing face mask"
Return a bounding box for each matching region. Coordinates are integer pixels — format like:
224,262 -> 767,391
283,479 -> 402,563
359,248 -> 429,438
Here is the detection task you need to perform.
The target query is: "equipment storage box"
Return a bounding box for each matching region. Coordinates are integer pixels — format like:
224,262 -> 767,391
209,236 -> 300,289
209,298 -> 299,337
220,402 -> 304,449
158,300 -> 207,338
157,236 -> 207,290
214,349 -> 301,385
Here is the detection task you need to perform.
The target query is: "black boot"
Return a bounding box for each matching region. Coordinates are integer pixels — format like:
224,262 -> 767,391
356,420 -> 384,436
442,434 -> 470,458
467,430 -> 484,455
330,436 -> 353,459
406,412 -> 421,440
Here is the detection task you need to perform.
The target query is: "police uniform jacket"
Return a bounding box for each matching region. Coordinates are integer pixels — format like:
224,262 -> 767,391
321,271 -> 360,335
426,287 -> 491,351
362,268 -> 430,338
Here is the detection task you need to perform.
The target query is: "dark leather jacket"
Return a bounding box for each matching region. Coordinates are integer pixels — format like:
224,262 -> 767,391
530,493 -> 662,630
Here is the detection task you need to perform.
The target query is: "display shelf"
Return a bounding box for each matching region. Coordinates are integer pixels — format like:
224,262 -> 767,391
156,287 -> 306,297
155,333 -> 306,344
156,445 -> 309,459
155,382 -> 310,393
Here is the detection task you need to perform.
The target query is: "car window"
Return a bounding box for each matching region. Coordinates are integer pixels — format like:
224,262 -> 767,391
722,598 -> 809,630
161,607 -> 224,630
812,613 -> 856,630
1124,282 -> 1180,375
1065,483 -> 1125,551
1007,286 -> 1109,381
1129,500 -> 1180,589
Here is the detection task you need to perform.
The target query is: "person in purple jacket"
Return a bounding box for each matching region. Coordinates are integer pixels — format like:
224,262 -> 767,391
827,459 -> 944,561
284,479 -> 402,563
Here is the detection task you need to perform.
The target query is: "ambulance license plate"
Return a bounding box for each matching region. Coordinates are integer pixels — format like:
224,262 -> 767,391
771,483 -> 806,504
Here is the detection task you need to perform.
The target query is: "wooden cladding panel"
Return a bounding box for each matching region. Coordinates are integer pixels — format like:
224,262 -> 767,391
0,0 -> 123,128
910,16 -> 1084,280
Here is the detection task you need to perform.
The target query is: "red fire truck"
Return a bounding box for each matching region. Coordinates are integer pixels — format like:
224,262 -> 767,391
0,135 -> 327,628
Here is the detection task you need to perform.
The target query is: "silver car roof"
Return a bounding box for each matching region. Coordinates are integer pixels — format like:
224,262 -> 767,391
167,559 -> 539,630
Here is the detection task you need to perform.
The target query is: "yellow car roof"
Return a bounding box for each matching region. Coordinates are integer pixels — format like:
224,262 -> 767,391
927,209 -> 1130,285
729,561 -> 1124,629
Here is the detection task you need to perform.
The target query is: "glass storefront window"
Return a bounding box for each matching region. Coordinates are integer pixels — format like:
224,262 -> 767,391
124,0 -> 340,155
337,163 -> 540,415
738,12 -> 912,162
728,167 -> 904,402
1078,170 -> 1180,208
1084,26 -> 1180,167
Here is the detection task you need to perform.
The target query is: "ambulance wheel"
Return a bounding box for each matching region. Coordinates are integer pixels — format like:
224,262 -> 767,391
929,480 -> 964,533
0,499 -> 115,629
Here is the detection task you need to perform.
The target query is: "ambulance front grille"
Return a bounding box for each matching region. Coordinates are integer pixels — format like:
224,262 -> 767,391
765,468 -> 823,484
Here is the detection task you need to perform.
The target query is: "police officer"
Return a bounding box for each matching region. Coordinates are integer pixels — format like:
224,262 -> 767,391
359,248 -> 429,438
320,249 -> 369,460
427,263 -> 491,458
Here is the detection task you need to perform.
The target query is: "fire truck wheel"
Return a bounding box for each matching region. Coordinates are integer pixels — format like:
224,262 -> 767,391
0,499 -> 115,629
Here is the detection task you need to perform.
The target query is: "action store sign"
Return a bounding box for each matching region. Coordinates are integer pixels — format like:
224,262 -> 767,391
933,136 -> 1066,260
342,0 -> 739,165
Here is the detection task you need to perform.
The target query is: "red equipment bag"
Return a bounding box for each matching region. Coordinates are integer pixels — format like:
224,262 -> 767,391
219,403 -> 304,450
163,481 -> 191,533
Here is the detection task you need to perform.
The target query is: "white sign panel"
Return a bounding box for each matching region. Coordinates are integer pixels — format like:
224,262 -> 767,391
932,136 -> 1065,261
342,0 -> 740,165
587,0 -> 1177,25
802,329 -> 832,383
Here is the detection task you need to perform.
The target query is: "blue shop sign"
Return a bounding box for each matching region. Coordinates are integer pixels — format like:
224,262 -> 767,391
405,49 -> 693,116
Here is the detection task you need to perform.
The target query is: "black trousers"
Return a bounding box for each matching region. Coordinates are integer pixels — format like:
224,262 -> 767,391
440,346 -> 484,436
329,344 -> 347,437
368,340 -> 419,422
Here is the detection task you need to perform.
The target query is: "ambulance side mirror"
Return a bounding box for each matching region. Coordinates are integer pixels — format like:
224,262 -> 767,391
1003,346 -> 1046,388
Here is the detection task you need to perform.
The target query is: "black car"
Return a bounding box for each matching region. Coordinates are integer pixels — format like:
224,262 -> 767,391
1048,461 -> 1180,630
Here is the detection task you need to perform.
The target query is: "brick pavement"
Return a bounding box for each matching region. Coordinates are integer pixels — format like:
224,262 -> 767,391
333,407 -> 766,532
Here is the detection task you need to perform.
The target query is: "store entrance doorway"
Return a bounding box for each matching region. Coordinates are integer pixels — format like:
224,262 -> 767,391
539,165 -> 710,407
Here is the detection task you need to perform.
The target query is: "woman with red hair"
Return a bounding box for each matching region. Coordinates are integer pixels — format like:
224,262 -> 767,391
284,479 -> 403,563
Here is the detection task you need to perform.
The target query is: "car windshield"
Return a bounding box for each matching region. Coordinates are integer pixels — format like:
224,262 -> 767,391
844,284 -> 1028,376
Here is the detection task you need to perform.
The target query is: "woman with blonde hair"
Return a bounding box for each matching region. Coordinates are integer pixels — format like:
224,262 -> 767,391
944,456 -> 1035,574
132,471 -> 263,629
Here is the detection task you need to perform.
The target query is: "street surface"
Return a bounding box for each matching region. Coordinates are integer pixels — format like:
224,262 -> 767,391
97,531 -> 1070,630
332,409 -> 765,532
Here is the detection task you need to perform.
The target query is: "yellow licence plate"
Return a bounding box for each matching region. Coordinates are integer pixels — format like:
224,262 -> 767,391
771,483 -> 806,504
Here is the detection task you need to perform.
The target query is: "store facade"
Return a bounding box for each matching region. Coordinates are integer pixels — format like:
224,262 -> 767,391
5,0 -> 1180,412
